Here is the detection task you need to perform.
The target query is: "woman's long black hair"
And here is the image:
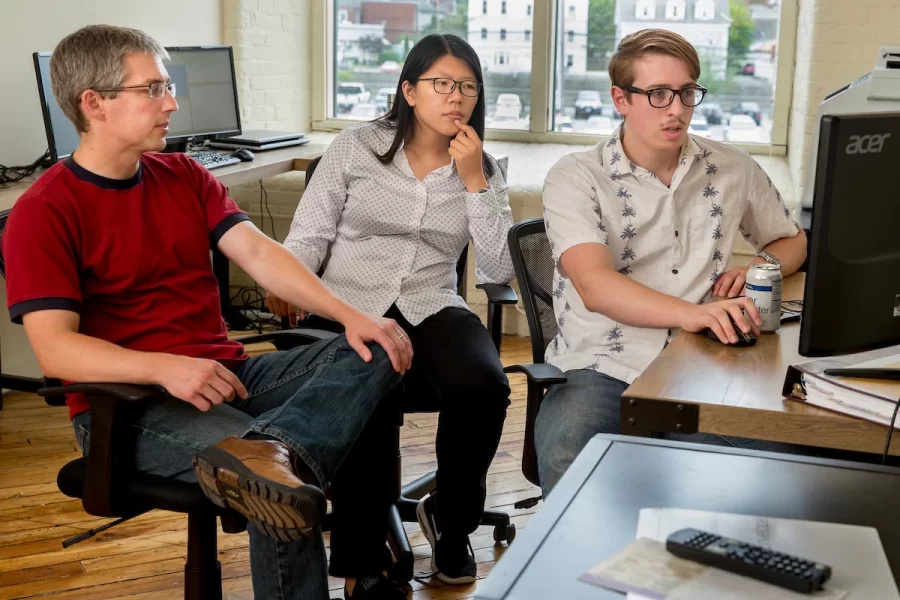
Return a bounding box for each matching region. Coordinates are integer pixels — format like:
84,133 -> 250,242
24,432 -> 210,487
375,33 -> 493,177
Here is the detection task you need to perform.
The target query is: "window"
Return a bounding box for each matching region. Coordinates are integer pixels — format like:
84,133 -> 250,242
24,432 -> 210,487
501,1 -> 507,14
500,28 -> 507,40
666,0 -> 685,20
551,0 -> 786,146
635,0 -> 656,20
695,0 -> 715,20
320,0 -> 793,150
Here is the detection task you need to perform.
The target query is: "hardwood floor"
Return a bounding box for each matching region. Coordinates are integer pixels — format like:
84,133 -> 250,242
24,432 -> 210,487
0,336 -> 540,599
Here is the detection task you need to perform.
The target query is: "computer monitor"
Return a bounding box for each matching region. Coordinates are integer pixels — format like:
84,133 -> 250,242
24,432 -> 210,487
799,111 -> 900,358
33,52 -> 80,163
32,45 -> 241,161
163,46 -> 241,147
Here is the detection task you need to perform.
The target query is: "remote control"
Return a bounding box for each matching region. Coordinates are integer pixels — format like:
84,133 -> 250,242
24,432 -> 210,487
665,528 -> 832,594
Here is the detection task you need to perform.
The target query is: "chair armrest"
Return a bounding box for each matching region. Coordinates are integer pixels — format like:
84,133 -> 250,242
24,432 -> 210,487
476,283 -> 518,305
504,363 -> 566,488
503,363 -> 567,386
40,383 -> 165,517
39,382 -> 163,401
235,328 -> 339,351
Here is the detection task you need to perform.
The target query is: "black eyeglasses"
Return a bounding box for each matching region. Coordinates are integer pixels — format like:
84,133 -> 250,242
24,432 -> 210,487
619,84 -> 707,108
418,77 -> 482,97
92,82 -> 176,99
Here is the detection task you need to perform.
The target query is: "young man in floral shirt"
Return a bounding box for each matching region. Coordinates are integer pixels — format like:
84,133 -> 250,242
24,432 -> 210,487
537,29 -> 807,495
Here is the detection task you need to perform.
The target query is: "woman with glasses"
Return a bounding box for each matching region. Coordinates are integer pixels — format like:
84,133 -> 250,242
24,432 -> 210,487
268,33 -> 515,599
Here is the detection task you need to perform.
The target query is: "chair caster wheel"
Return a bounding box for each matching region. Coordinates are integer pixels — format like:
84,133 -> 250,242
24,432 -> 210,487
493,523 -> 516,545
389,561 -> 413,584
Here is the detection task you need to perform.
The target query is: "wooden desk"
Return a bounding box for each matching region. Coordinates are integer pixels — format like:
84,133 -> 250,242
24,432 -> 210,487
0,144 -> 329,210
205,143 -> 327,188
621,273 -> 900,456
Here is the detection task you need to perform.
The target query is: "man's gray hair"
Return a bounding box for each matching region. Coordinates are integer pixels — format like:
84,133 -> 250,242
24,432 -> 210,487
50,25 -> 169,133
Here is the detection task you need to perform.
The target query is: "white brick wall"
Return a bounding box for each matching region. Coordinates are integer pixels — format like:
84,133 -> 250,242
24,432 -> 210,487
222,0 -> 311,132
788,0 -> 900,201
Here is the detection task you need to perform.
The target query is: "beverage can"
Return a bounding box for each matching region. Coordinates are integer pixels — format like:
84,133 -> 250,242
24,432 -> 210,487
744,263 -> 782,332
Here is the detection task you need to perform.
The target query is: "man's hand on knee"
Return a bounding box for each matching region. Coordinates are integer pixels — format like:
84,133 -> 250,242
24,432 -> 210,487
152,354 -> 249,411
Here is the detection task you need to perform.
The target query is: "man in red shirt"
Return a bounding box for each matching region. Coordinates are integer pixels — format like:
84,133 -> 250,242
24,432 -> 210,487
4,25 -> 412,600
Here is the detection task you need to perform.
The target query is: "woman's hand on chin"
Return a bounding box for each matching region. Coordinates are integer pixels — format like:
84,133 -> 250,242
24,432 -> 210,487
449,120 -> 489,192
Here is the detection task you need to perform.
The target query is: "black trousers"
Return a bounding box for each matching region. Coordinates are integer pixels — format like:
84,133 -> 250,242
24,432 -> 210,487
316,305 -> 511,577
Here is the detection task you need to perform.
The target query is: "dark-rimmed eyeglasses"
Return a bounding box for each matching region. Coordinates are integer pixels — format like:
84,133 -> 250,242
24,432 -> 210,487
417,77 -> 482,97
92,82 -> 176,99
619,84 -> 707,108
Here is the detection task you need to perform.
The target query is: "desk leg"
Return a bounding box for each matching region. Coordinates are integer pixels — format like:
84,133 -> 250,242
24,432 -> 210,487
212,248 -> 231,320
212,248 -> 252,330
620,397 -> 700,438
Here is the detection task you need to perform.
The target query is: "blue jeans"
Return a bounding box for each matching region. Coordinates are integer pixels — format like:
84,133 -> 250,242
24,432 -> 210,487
534,369 -> 818,497
72,335 -> 400,600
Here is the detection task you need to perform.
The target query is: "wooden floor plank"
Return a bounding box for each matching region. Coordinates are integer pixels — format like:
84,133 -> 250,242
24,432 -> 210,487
0,336 -> 541,599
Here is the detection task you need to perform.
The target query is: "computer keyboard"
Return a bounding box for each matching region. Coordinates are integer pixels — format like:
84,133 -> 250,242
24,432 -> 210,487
188,151 -> 241,170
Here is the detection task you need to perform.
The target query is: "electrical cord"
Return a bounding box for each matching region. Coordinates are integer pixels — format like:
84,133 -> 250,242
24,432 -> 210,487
882,397 -> 900,465
260,181 -> 276,240
0,150 -> 50,188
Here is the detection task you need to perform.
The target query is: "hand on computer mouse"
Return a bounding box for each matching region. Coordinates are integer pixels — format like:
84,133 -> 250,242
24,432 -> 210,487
680,297 -> 761,345
705,316 -> 757,346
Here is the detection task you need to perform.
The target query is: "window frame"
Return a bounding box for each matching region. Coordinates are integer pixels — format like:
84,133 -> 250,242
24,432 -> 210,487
311,0 -> 797,155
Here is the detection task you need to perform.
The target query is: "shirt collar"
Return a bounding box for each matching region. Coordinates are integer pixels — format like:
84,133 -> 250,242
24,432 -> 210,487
600,123 -> 701,184
392,139 -> 456,181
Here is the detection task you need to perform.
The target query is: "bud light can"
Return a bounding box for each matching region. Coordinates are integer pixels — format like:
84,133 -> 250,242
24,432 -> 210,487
745,263 -> 782,332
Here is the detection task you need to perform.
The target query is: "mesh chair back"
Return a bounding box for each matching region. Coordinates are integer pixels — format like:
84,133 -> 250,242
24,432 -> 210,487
507,219 -> 557,364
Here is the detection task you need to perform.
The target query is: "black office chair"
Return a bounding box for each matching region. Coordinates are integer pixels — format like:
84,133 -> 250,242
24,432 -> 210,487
298,157 -> 519,581
0,208 -> 334,600
501,218 -> 567,495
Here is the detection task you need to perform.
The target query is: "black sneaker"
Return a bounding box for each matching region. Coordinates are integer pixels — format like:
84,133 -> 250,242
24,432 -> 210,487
416,494 -> 477,584
344,574 -> 407,600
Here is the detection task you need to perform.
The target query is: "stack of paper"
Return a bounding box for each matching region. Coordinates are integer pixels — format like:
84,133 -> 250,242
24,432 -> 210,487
579,508 -> 899,599
784,348 -> 900,427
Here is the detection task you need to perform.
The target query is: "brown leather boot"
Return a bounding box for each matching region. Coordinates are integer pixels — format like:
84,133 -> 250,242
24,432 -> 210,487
193,437 -> 326,541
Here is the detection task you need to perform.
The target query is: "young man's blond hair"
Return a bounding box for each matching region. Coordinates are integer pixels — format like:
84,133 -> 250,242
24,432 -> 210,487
608,29 -> 701,94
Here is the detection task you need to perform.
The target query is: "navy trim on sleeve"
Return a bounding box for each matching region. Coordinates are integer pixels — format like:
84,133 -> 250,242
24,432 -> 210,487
9,297 -> 82,324
210,213 -> 251,247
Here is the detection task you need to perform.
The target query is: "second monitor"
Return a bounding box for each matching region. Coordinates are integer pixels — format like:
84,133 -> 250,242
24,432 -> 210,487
164,46 -> 241,148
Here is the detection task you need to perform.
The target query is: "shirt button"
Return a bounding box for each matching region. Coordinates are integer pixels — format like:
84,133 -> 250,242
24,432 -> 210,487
672,269 -> 679,274
675,230 -> 679,237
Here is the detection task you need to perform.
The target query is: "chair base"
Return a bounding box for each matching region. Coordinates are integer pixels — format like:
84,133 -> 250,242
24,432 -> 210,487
387,471 -> 516,583
185,513 -> 222,600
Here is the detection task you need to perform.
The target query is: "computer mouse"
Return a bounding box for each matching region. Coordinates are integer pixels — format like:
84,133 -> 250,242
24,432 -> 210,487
231,148 -> 255,162
704,315 -> 757,346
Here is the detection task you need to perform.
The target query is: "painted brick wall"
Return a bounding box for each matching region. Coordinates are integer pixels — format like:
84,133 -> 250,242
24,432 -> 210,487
788,0 -> 900,201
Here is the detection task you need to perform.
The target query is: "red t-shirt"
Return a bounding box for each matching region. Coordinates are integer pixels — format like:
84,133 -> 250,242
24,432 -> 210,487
3,153 -> 250,419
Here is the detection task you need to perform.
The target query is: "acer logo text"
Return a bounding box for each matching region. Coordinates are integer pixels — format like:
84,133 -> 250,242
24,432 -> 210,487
845,133 -> 891,154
